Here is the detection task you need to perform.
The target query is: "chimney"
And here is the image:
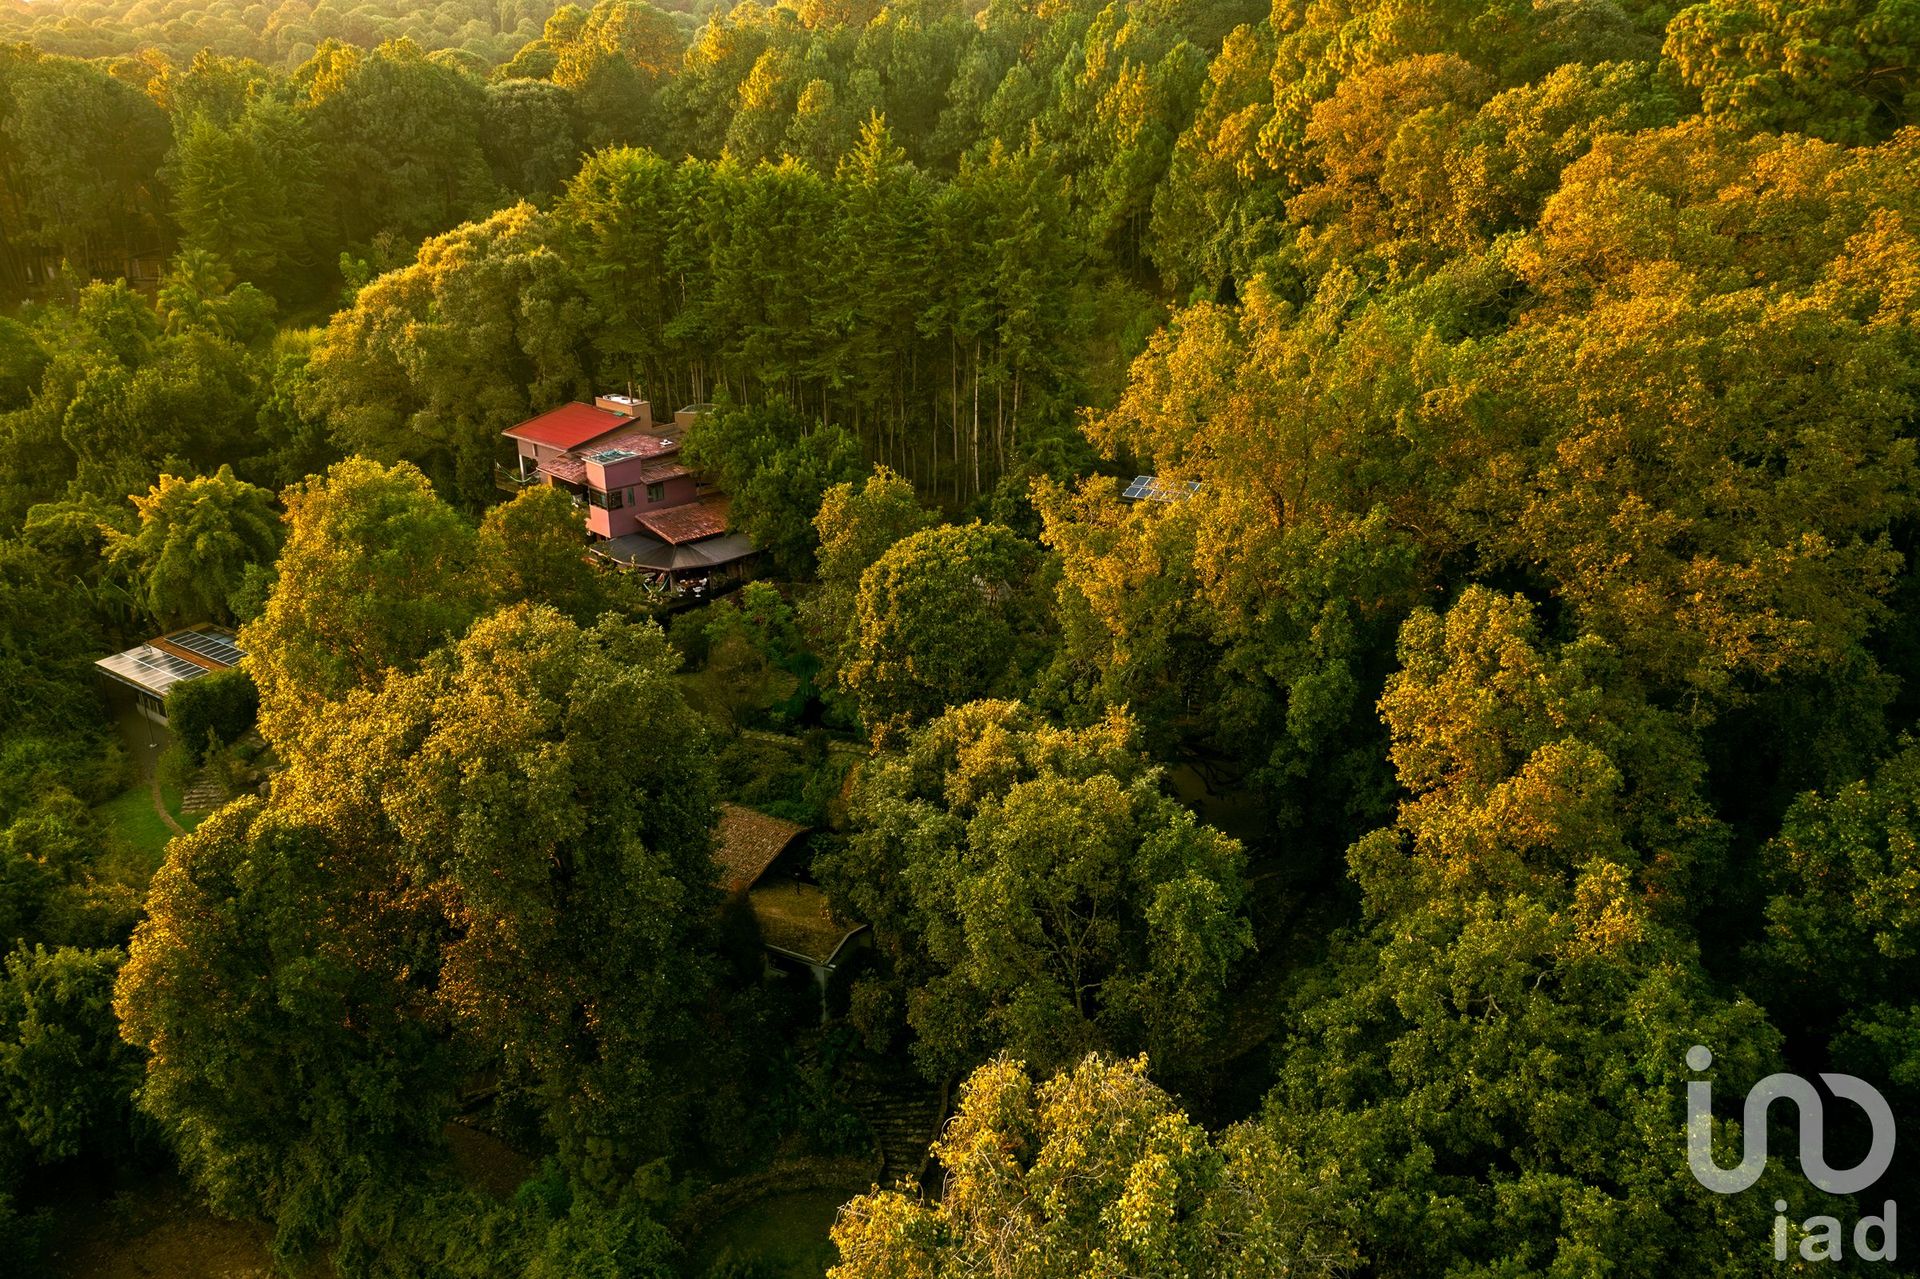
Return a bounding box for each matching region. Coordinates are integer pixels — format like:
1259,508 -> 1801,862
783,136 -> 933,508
594,393 -> 651,427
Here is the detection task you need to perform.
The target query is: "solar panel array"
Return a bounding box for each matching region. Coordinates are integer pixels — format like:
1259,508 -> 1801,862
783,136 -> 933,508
587,448 -> 639,464
96,646 -> 210,697
1121,475 -> 1201,503
169,627 -> 245,667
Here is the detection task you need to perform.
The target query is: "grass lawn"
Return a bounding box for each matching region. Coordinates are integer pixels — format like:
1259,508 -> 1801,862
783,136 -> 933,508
93,786 -> 175,863
689,1190 -> 845,1279
45,1173 -> 287,1279
92,783 -> 203,886
161,779 -> 206,833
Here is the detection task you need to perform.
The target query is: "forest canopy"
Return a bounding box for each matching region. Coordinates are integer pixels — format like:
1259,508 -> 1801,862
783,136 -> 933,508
1,0 -> 1918,1276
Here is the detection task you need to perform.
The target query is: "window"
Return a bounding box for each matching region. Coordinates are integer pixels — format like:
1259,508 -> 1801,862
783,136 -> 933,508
647,482 -> 666,502
586,488 -> 623,510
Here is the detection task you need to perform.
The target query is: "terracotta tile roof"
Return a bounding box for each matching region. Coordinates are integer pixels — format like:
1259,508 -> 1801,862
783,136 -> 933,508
576,427 -> 680,461
747,878 -> 865,967
636,457 -> 693,483
502,402 -> 635,450
713,802 -> 807,893
637,494 -> 731,544
537,455 -> 588,485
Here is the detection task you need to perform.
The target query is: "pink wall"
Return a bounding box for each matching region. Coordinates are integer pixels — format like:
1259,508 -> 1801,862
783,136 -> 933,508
577,474 -> 700,539
653,475 -> 698,507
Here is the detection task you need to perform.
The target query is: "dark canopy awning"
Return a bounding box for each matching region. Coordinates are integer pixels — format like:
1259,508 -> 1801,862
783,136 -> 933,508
592,531 -> 756,572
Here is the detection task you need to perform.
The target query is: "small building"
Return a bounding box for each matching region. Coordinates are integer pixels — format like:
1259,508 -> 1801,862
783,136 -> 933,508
500,395 -> 755,589
712,802 -> 867,1022
94,626 -> 245,726
714,802 -> 810,894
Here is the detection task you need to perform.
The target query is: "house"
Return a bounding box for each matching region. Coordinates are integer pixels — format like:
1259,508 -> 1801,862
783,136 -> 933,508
95,625 -> 245,727
712,802 -> 867,1022
500,395 -> 754,586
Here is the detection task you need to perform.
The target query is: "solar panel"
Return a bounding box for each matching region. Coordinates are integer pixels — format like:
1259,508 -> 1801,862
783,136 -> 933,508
168,628 -> 245,667
1120,475 -> 1201,503
587,448 -> 638,464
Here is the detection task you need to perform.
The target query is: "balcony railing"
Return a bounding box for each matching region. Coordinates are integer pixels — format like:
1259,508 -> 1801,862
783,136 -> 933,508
495,463 -> 540,493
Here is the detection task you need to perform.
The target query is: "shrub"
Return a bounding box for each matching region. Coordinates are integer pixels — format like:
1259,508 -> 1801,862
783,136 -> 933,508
665,606 -> 713,669
164,667 -> 259,762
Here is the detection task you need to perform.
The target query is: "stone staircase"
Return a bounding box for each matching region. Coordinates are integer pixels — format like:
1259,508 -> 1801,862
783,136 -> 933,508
849,1075 -> 949,1189
179,767 -> 233,815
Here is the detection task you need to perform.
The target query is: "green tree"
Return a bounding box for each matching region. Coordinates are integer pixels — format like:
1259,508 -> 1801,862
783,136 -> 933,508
549,0 -> 683,147
1252,589 -> 1786,1276
0,318 -> 45,410
475,482 -> 611,623
164,668 -> 260,764
104,466 -> 281,628
155,251 -> 278,344
826,700 -> 1250,1076
842,521 -> 1042,739
19,493 -> 124,586
483,78 -> 586,201
239,457 -> 480,746
0,51 -> 169,295
801,465 -> 932,676
121,603 -> 720,1251
166,97 -> 327,301
1665,0 -> 1920,143
300,38 -> 497,250
304,204 -> 592,505
0,541 -> 102,739
1753,741 -> 1920,1116
682,399 -> 861,577
0,946 -> 141,1164
555,146 -> 682,394
273,604 -> 720,1183
116,797 -> 460,1257
0,789 -> 107,950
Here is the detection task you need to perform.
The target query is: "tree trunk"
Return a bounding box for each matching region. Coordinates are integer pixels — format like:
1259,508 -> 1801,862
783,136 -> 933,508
971,339 -> 982,502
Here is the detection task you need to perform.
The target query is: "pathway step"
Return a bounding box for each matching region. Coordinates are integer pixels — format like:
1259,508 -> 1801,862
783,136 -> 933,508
180,768 -> 234,815
849,1078 -> 948,1189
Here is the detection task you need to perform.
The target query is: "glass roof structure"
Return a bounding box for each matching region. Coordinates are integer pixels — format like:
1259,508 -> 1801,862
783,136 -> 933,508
94,627 -> 246,699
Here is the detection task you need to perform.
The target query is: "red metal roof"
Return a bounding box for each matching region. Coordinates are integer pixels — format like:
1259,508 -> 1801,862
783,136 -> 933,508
502,402 -> 635,450
637,494 -> 731,544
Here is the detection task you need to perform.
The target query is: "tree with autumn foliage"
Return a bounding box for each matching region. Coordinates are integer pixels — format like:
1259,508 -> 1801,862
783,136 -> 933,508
832,1053 -> 1354,1279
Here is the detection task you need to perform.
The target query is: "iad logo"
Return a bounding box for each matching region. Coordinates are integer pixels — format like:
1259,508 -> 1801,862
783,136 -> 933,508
1686,1045 -> 1899,1262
